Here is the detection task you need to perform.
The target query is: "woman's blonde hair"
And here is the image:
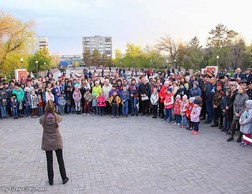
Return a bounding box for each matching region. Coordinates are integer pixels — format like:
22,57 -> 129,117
44,100 -> 59,128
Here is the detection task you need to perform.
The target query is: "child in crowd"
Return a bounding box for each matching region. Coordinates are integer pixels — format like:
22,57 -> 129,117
120,85 -> 130,117
174,95 -> 181,125
84,89 -> 92,115
58,93 -> 66,115
180,95 -> 188,128
72,87 -> 82,114
109,90 -> 121,118
239,100 -> 252,147
30,90 -> 38,118
37,91 -> 44,116
10,94 -> 18,119
190,99 -> 202,134
92,93 -> 98,115
0,83 -> 7,118
150,88 -> 159,119
221,89 -> 231,132
186,97 -> 195,130
54,91 -> 60,114
65,87 -> 72,114
97,91 -> 106,116
164,88 -> 174,123
24,87 -> 31,117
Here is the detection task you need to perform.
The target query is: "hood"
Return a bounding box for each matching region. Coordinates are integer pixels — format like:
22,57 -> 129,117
44,113 -> 57,125
246,100 -> 252,110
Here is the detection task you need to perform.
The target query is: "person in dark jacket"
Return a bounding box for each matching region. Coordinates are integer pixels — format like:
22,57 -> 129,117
205,77 -> 216,123
39,100 -> 69,186
211,83 -> 224,128
138,77 -> 152,116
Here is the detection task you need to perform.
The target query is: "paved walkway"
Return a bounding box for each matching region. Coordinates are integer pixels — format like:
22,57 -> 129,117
1,115 -> 252,194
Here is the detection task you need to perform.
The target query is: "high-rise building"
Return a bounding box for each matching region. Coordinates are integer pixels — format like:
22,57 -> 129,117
29,36 -> 48,54
82,35 -> 112,58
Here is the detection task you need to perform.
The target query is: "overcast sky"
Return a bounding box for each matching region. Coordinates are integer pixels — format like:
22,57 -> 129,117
1,0 -> 252,56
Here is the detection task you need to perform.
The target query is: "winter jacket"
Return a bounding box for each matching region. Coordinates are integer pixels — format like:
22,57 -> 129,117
239,100 -> 252,134
84,93 -> 93,102
159,85 -> 169,103
109,95 -> 121,106
40,113 -> 63,151
24,92 -> 31,106
139,83 -> 152,98
180,100 -> 189,116
0,89 -> 7,106
58,97 -> 66,106
97,95 -> 106,107
191,106 -> 202,122
129,83 -> 139,98
186,103 -> 194,119
30,94 -> 38,109
205,83 -> 215,102
164,93 -> 174,109
72,90 -> 82,102
233,93 -> 249,120
213,91 -> 224,108
189,87 -> 202,98
173,99 -> 181,115
92,85 -> 102,98
120,90 -> 130,101
102,84 -> 112,101
150,93 -> 159,105
12,88 -> 24,102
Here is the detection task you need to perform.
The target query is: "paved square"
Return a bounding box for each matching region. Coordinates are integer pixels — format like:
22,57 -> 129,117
1,115 -> 252,194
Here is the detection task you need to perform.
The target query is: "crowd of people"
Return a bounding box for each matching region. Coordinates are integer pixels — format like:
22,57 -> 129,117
1,67 -> 252,146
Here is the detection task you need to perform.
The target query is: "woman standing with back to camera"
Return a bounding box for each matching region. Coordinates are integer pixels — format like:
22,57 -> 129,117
39,100 -> 69,185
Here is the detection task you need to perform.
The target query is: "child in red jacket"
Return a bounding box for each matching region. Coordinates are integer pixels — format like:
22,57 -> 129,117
164,88 -> 174,123
174,95 -> 181,125
186,97 -> 195,130
97,91 -> 106,116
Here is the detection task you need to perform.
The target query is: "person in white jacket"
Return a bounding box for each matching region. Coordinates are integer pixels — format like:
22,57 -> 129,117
150,88 -> 159,118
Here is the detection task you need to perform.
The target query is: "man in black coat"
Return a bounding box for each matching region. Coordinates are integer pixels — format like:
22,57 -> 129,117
138,77 -> 152,116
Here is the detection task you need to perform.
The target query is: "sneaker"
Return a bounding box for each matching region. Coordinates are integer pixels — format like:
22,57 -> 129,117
242,143 -> 249,148
116,115 -> 119,118
240,142 -> 246,146
193,131 -> 198,135
177,123 -> 180,126
227,137 -> 234,142
62,177 -> 69,184
191,130 -> 195,134
87,113 -> 90,115
111,116 -> 115,118
83,113 -> 86,116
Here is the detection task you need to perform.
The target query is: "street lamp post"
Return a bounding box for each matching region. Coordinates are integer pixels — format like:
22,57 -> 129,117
44,62 -> 46,77
20,58 -> 23,70
216,55 -> 219,69
174,59 -> 177,69
36,60 -> 38,78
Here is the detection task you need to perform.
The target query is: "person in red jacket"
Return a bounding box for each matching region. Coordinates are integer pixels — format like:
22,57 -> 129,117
97,92 -> 106,116
164,87 -> 174,123
159,81 -> 170,118
186,97 -> 195,130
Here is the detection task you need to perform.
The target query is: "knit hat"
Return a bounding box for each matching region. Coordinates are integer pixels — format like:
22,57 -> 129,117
167,87 -> 172,92
189,97 -> 195,102
194,99 -> 201,105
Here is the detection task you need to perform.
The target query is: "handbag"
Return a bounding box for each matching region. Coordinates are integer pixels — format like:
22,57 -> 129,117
141,96 -> 149,101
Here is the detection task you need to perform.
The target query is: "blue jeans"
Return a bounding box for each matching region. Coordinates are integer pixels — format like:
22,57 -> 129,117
0,105 -> 7,117
12,107 -> 18,118
25,105 -> 31,116
122,100 -> 128,115
181,115 -> 187,126
38,106 -> 43,116
206,100 -> 213,123
98,107 -> 104,115
164,108 -> 172,122
130,97 -> 139,114
175,115 -> 181,124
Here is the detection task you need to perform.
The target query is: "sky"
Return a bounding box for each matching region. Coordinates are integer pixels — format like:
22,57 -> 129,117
1,0 -> 252,56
